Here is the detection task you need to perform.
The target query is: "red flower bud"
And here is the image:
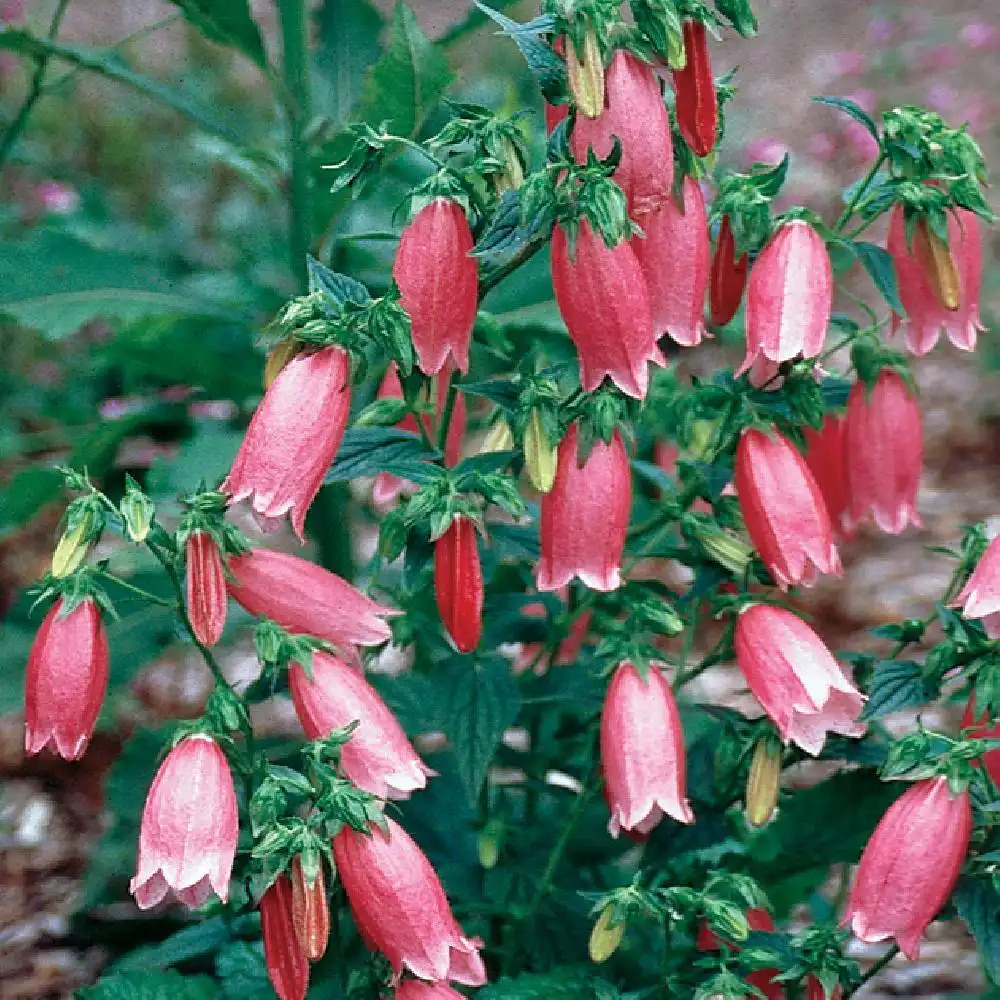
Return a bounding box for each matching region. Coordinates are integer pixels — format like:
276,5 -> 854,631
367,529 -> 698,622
697,906 -> 775,950
804,414 -> 851,537
953,534 -> 1000,638
671,20 -> 718,157
845,777 -> 971,959
373,363 -> 424,507
434,515 -> 483,653
261,875 -> 309,1000
222,346 -> 351,540
551,220 -> 662,399
961,695 -> 1000,786
709,215 -> 749,326
393,198 -> 478,375
24,596 -> 108,761
185,531 -> 227,648
537,422 -> 631,592
545,101 -> 569,134
805,977 -> 841,1000
632,175 -> 711,346
734,428 -> 841,588
844,371 -> 922,534
291,855 -> 330,962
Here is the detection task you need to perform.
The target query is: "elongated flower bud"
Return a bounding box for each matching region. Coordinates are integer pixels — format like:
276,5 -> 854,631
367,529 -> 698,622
24,597 -> 109,760
551,220 -> 662,398
671,20 -> 717,156
632,175 -> 710,346
804,414 -> 851,537
333,817 -> 486,984
393,198 -> 478,375
291,856 -> 330,961
745,737 -> 782,827
261,875 -> 309,1000
735,604 -> 865,755
845,777 -> 971,958
434,515 -> 483,653
806,977 -> 842,1000
537,423 -> 631,592
566,28 -> 604,118
709,215 -> 749,326
913,217 -> 960,310
734,428 -> 841,588
589,905 -> 626,963
844,371 -> 922,534
524,408 -> 557,493
185,531 -> 227,647
120,482 -> 155,543
737,220 -> 832,376
961,695 -> 1000,786
481,417 -> 514,453
51,509 -> 99,578
223,346 -> 351,541
953,535 -> 1000,638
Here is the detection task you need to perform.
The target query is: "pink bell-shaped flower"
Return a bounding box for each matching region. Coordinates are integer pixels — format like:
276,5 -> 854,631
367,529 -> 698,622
185,531 -> 228,647
888,204 -> 984,355
289,650 -> 431,800
600,661 -> 694,836
961,694 -> 1000,787
536,422 -> 631,592
737,220 -> 832,376
551,219 -> 662,398
24,596 -> 109,761
333,817 -> 486,985
734,427 -> 842,588
570,49 -> 673,213
228,548 -> 398,649
130,734 -> 239,909
261,875 -> 310,1000
804,414 -> 851,537
395,982 -> 467,1000
845,776 -> 971,958
222,346 -> 351,541
632,176 -> 710,347
953,534 -> 1000,638
393,198 -> 478,375
434,515 -> 483,653
734,603 -> 866,755
844,370 -> 923,534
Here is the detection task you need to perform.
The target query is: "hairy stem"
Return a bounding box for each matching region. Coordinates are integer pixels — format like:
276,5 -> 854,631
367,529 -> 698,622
834,152 -> 887,234
844,942 -> 900,998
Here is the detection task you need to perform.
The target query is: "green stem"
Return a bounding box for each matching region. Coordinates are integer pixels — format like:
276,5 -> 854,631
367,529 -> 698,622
834,152 -> 886,234
0,0 -> 71,169
97,570 -> 178,609
437,376 -> 459,453
478,234 -> 549,302
844,943 -> 899,998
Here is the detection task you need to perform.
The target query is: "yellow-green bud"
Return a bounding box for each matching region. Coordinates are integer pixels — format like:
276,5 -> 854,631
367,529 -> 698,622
495,137 -> 525,195
120,483 -> 155,543
481,418 -> 514,454
524,409 -> 558,494
477,820 -> 504,869
687,419 -> 717,460
745,737 -> 782,828
695,523 -> 753,576
567,28 -> 605,119
51,508 -> 99,578
588,905 -> 625,963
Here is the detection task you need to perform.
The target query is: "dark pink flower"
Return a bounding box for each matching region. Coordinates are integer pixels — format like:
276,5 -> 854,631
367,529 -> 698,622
845,777 -> 971,959
434,516 -> 483,653
261,875 -> 309,1000
222,346 -> 351,540
24,597 -> 109,761
953,534 -> 1000,638
671,19 -> 717,157
185,531 -> 228,647
804,414 -> 851,536
131,735 -> 239,909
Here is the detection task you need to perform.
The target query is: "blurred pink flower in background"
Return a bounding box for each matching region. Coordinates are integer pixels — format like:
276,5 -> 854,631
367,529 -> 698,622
36,181 -> 80,215
960,22 -> 1000,50
866,18 -> 895,45
0,0 -> 24,23
926,85 -> 958,113
830,50 -> 867,76
742,137 -> 788,166
920,45 -> 961,72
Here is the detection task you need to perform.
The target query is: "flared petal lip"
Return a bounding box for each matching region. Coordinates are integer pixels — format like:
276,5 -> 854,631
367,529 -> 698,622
130,867 -> 228,910
608,792 -> 695,837
25,726 -> 90,761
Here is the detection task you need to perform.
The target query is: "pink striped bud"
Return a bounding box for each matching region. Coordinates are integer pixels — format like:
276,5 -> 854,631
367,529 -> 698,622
600,662 -> 694,836
290,650 -> 431,800
333,817 -> 486,985
393,198 -> 478,375
24,596 -> 108,761
845,776 -> 971,958
737,221 -> 832,376
953,534 -> 1000,638
888,204 -> 984,356
804,414 -> 851,537
961,695 -> 1000,786
130,734 -> 239,909
551,220 -> 662,399
261,875 -> 309,1000
709,215 -> 749,327
734,604 -> 865,755
632,175 -> 710,347
844,371 -> 922,534
671,20 -> 718,157
734,428 -> 842,588
434,515 -> 483,653
222,346 -> 351,541
228,548 -> 398,649
185,531 -> 227,647
570,49 -> 673,213
536,422 -> 631,592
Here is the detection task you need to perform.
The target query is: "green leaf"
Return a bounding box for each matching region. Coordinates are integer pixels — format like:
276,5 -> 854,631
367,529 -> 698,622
324,426 -> 440,483
168,0 -> 266,67
859,660 -> 935,721
955,878 -> 1000,984
480,970 -> 620,1000
77,971 -> 220,1000
442,656 -> 521,802
849,240 -> 905,315
0,31 -> 240,142
312,0 -> 384,123
306,255 -> 372,308
471,4 -> 564,102
360,1 -> 453,137
215,941 -> 274,1000
812,96 -> 880,142
108,918 -> 233,973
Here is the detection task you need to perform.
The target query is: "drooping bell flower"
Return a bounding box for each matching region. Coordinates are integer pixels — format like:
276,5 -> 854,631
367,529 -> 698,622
333,817 -> 486,984
632,175 -> 710,346
550,220 -> 662,398
953,534 -> 1000,638
570,49 -> 673,212
709,215 -> 750,326
434,515 -> 483,653
289,651 -> 431,800
804,414 -> 851,537
24,596 -> 109,761
887,204 -> 984,355
600,661 -> 694,836
961,695 -> 1000,787
536,422 -> 631,592
372,363 -> 424,507
291,855 -> 330,961
844,776 -> 971,959
130,734 -> 239,909
697,908 -> 786,998
734,428 -> 842,588
737,220 -> 832,377
395,983 -> 467,1000
185,531 -> 227,647
844,370 -> 922,534
734,604 -> 866,755
228,548 -> 398,649
671,20 -> 718,156
222,346 -> 351,541
261,875 -> 309,1000
393,198 -> 478,376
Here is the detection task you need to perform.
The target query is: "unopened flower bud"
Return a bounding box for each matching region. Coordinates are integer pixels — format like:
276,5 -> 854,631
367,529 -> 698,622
481,418 -> 514,453
913,217 -> 960,311
690,519 -> 753,576
120,479 -> 154,543
291,855 -> 330,962
524,409 -> 558,493
566,28 -> 605,118
477,819 -> 503,870
264,337 -> 300,389
588,904 -> 625,963
52,502 -> 103,578
745,736 -> 782,827
495,136 -> 525,194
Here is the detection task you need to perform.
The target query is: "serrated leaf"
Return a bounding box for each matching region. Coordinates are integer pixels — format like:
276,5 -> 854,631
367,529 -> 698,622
850,241 -> 905,314
324,426 -> 440,483
307,254 -> 371,309
955,878 -> 1000,984
312,0 -> 384,123
458,377 -> 521,411
812,96 -> 880,142
215,941 -> 274,1000
108,918 -> 232,973
77,971 -> 220,1000
859,660 -> 934,721
168,0 -> 266,67
472,3 -> 564,101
